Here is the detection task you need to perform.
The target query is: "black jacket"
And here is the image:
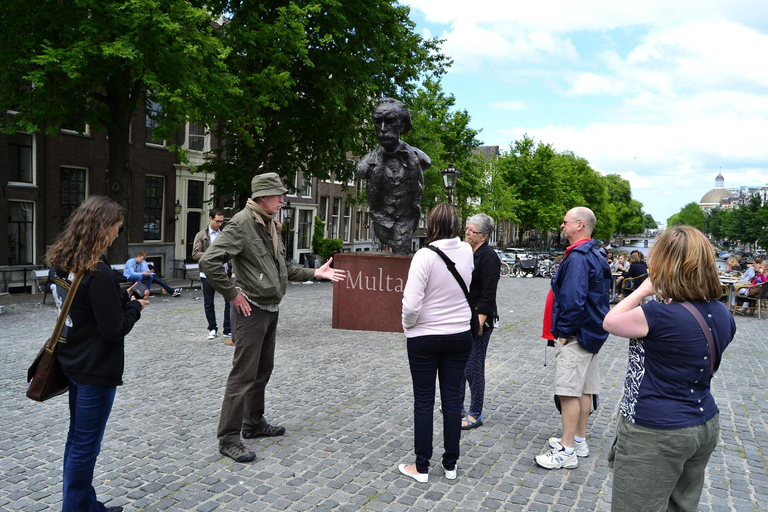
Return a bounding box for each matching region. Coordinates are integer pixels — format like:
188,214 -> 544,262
57,260 -> 142,386
469,241 -> 501,323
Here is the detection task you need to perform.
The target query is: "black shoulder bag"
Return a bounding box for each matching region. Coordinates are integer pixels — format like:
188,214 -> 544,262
427,245 -> 480,336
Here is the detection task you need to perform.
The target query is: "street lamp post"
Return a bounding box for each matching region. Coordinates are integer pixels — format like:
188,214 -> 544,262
441,163 -> 460,204
281,201 -> 295,261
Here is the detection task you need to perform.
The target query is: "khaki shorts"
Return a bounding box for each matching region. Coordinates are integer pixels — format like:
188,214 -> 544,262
554,338 -> 600,397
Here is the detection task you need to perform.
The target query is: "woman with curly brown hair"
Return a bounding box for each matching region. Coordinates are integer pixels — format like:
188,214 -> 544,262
47,195 -> 149,512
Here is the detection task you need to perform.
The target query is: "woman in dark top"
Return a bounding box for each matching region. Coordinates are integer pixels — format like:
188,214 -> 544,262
619,252 -> 648,298
603,226 -> 736,511
460,213 -> 501,429
46,196 -> 149,512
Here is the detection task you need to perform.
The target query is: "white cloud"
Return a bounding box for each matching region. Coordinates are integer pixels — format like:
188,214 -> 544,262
402,1 -> 768,220
487,100 -> 528,111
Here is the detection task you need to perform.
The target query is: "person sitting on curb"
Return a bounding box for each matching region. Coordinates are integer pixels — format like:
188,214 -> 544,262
124,252 -> 181,297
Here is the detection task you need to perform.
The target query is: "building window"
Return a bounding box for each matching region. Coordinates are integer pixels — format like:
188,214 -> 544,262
188,122 -> 206,151
144,176 -> 164,240
330,198 -> 341,239
8,133 -> 34,183
61,112 -> 89,135
146,100 -> 164,146
302,175 -> 312,197
318,196 -> 328,223
343,204 -> 351,242
60,167 -> 87,229
297,209 -> 312,250
356,209 -> 370,241
187,179 -> 204,209
8,201 -> 34,265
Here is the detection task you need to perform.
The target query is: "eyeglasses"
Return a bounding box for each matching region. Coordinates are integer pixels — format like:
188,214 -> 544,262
118,225 -> 125,234
561,219 -> 581,225
465,228 -> 483,235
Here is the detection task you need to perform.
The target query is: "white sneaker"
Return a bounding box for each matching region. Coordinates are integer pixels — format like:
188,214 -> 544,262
443,464 -> 457,480
172,288 -> 181,297
535,446 -> 578,469
549,437 -> 589,457
207,330 -> 217,340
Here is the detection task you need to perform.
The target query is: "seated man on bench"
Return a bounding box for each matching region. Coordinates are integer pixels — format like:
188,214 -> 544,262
124,251 -> 181,297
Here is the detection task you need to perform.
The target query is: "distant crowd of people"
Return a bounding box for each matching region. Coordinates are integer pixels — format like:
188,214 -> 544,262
41,188 -> 737,512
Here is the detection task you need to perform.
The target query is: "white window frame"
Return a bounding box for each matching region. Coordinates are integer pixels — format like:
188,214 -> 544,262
186,121 -> 208,152
145,100 -> 165,147
343,204 -> 351,242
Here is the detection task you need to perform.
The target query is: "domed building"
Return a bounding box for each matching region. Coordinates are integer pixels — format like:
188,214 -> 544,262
699,174 -> 737,212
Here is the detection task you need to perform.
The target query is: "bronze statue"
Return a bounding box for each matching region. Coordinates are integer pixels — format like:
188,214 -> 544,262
356,98 -> 430,255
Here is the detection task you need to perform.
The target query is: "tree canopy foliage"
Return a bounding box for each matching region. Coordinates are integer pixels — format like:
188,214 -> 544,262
199,0 -> 449,204
704,195 -> 768,249
668,202 -> 706,231
478,136 -> 646,244
0,0 -> 235,258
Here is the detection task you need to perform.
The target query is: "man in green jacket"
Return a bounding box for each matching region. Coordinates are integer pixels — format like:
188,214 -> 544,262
200,173 -> 346,463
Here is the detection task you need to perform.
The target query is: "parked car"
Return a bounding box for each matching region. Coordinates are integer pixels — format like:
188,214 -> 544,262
505,248 -> 533,261
493,249 -> 516,265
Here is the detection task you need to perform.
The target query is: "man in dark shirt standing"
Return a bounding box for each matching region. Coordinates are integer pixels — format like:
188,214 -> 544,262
537,207 -> 610,470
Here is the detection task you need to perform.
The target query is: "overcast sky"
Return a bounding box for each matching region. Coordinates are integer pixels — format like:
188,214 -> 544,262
403,0 -> 768,223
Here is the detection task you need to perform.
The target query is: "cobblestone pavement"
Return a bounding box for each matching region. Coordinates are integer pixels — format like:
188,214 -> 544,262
1,277 -> 766,511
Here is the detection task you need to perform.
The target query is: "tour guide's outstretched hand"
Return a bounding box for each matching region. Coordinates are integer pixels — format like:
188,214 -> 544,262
315,257 -> 347,283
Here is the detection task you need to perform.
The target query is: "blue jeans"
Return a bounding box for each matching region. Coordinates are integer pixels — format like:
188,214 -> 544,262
127,274 -> 175,294
201,277 -> 231,334
406,331 -> 472,473
62,378 -> 116,512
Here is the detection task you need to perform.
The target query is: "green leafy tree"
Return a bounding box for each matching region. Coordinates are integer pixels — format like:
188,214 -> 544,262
498,135 -> 564,244
644,214 -> 658,230
554,152 -> 614,242
603,174 -> 645,235
0,0 -> 234,259
401,79 -> 483,220
668,202 -> 706,231
200,0 -> 449,204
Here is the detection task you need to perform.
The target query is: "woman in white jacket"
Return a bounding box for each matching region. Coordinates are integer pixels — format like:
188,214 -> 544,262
398,203 -> 474,483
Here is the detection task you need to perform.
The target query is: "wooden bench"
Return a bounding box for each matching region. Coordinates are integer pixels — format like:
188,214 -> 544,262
184,263 -> 201,289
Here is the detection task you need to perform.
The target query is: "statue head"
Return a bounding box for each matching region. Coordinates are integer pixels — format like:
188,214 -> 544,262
373,98 -> 412,152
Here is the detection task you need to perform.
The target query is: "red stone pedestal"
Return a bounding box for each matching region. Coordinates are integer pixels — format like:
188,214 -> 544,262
332,252 -> 412,332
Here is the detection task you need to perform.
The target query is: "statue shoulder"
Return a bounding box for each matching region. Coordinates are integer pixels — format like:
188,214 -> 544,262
402,142 -> 431,170
356,150 -> 379,176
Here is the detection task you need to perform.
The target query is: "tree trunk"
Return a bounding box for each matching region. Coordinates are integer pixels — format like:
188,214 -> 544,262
104,76 -> 140,264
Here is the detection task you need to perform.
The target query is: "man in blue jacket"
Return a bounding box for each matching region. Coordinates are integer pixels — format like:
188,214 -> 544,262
536,207 -> 610,470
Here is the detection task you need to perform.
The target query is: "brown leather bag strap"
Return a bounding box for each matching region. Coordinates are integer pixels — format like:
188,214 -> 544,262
45,272 -> 84,352
679,301 -> 718,380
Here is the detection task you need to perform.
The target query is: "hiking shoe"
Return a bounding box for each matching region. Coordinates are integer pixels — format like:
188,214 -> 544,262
172,288 -> 181,297
243,422 -> 286,438
219,442 -> 256,463
207,330 -> 217,340
549,437 -> 589,457
535,446 -> 578,469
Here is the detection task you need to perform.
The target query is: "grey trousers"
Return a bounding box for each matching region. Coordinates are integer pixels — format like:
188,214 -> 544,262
217,307 -> 279,446
611,414 -> 720,512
